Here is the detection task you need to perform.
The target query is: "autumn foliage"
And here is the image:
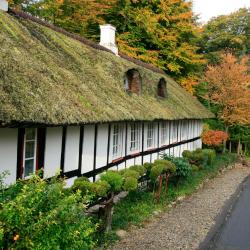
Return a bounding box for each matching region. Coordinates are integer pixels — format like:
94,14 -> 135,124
204,53 -> 250,126
202,130 -> 229,146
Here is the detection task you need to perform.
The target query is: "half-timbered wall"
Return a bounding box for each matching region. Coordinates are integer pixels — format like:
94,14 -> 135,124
0,119 -> 203,185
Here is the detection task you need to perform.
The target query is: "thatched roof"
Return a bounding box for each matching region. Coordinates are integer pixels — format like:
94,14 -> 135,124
0,11 -> 213,127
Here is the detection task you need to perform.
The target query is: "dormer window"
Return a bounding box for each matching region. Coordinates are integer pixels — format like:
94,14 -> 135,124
124,69 -> 142,94
157,78 -> 167,98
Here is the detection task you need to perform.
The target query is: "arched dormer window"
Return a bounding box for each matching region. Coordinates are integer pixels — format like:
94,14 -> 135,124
124,69 -> 142,94
157,78 -> 167,98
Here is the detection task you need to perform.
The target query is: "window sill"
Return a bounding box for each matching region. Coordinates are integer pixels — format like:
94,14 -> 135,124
112,157 -> 124,164
144,147 -> 156,152
129,151 -> 140,157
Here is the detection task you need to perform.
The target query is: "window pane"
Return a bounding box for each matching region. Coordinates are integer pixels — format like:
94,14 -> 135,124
26,128 -> 36,140
24,159 -> 34,177
25,141 -> 35,158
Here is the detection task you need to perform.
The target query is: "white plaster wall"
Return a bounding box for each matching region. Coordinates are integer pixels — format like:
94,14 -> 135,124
151,153 -> 158,162
197,138 -> 202,149
65,176 -> 77,188
135,156 -> 142,165
0,128 -> 18,185
44,127 -> 62,178
144,154 -> 151,163
172,121 -> 178,143
118,161 -> 126,170
64,126 -> 80,173
126,158 -> 134,168
96,124 -> 109,169
82,125 -> 95,174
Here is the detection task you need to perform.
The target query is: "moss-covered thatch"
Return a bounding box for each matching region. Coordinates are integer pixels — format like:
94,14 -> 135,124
0,12 -> 213,126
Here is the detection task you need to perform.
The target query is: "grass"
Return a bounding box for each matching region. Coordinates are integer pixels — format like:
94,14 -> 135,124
98,153 -> 237,247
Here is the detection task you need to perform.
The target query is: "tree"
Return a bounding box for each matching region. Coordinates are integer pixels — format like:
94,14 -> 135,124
198,8 -> 250,63
204,53 -> 250,153
105,0 -> 205,93
10,0 -> 205,93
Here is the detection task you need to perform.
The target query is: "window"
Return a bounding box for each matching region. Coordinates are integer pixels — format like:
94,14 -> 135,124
130,123 -> 140,152
161,122 -> 168,145
124,69 -> 142,94
146,123 -> 155,148
157,78 -> 167,98
23,128 -> 37,178
112,124 -> 123,159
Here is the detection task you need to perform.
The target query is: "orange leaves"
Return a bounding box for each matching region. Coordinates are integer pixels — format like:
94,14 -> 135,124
202,130 -> 229,146
204,53 -> 250,126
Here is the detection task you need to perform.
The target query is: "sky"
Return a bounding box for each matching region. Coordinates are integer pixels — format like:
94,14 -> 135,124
193,0 -> 250,23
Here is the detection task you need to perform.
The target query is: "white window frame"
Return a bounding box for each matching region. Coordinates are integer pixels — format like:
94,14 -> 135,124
129,123 -> 140,153
23,128 -> 37,179
112,124 -> 124,159
161,122 -> 168,145
146,123 -> 155,149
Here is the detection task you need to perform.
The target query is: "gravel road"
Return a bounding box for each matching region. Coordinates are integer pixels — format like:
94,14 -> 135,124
111,164 -> 250,250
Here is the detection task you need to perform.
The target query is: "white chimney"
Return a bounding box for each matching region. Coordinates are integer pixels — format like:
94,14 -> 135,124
99,24 -> 118,56
0,0 -> 8,11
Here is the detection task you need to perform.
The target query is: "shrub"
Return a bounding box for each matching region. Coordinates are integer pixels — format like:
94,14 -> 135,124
91,180 -> 110,198
202,130 -> 228,147
123,177 -> 138,191
182,149 -> 206,168
122,169 -> 140,180
163,155 -> 192,179
143,163 -> 153,177
202,149 -> 216,166
129,165 -> 146,177
0,175 -> 97,249
182,150 -> 192,158
191,165 -> 199,171
100,171 -> 123,193
154,159 -> 176,174
71,177 -> 92,195
149,165 -> 164,182
172,157 -> 191,178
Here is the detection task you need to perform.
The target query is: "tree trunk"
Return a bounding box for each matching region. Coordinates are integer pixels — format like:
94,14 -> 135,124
229,141 -> 232,153
223,126 -> 229,153
237,139 -> 242,156
99,192 -> 114,232
155,175 -> 163,202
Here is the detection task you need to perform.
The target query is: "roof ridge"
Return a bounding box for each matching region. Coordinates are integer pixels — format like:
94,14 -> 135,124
8,8 -> 165,75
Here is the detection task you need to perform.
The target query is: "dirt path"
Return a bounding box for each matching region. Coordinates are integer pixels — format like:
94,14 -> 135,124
111,164 -> 250,250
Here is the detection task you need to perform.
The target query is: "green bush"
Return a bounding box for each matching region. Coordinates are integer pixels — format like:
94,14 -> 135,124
123,177 -> 138,191
71,177 -> 92,195
91,180 -> 110,198
122,169 -> 140,180
182,149 -> 207,168
182,150 -> 192,158
149,165 -> 164,182
100,171 -> 123,193
202,149 -> 216,166
129,165 -> 146,177
191,165 -> 199,171
163,155 -> 192,179
154,159 -> 176,174
143,163 -> 153,177
0,175 -> 97,250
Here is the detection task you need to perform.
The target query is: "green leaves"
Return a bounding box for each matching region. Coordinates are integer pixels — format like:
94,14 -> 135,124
0,175 -> 97,249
